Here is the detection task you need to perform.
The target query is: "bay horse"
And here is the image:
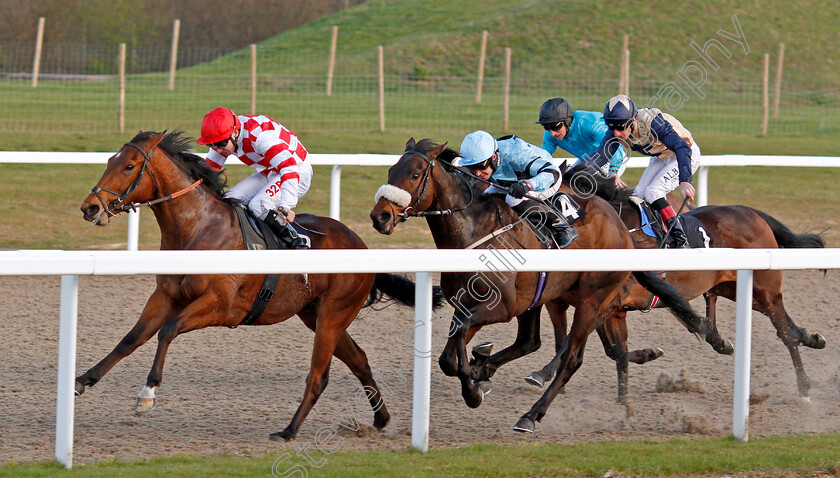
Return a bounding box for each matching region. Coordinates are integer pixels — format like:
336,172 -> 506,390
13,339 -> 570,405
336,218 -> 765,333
370,138 -> 705,415
562,164 -> 828,399
78,130 -> 438,441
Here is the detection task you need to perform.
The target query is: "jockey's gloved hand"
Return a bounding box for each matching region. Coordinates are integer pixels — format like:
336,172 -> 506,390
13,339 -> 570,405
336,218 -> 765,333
508,181 -> 532,199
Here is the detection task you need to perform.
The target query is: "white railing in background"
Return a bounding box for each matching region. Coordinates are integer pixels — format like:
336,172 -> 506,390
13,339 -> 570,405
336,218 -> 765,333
3,152 -> 840,250
2,247 -> 839,468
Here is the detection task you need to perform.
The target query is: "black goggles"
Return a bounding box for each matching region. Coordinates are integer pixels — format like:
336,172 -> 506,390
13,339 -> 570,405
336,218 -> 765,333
211,137 -> 231,149
466,157 -> 493,170
605,119 -> 633,131
542,121 -> 565,132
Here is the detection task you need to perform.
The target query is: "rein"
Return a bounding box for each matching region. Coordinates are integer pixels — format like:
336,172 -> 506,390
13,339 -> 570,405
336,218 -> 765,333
396,149 -> 474,218
89,141 -> 203,216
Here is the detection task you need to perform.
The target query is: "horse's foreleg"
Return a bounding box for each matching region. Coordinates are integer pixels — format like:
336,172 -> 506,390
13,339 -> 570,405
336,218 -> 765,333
596,311 -> 630,405
75,288 -> 175,396
525,301 -> 568,388
476,307 -> 542,385
138,292 -> 227,413
438,313 -> 469,377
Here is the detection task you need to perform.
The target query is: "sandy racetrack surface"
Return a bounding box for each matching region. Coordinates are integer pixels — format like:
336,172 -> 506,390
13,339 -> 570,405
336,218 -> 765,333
1,271 -> 838,465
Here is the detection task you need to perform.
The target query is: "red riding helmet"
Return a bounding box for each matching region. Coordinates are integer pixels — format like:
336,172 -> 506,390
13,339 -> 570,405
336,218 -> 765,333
197,107 -> 241,145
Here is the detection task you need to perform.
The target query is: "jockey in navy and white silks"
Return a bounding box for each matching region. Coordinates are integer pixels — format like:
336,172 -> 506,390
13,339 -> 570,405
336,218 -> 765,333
594,94 -> 700,248
457,130 -> 578,248
197,107 -> 311,249
536,97 -> 628,185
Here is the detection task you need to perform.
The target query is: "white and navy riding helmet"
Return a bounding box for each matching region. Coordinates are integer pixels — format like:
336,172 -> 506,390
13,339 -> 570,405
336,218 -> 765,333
603,94 -> 637,130
458,130 -> 499,170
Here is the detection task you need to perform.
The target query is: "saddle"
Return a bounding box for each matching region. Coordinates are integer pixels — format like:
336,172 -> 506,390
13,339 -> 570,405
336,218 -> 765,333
230,203 -> 314,327
627,196 -> 713,249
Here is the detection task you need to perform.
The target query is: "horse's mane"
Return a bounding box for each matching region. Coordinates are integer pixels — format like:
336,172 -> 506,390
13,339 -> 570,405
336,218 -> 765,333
564,162 -> 632,206
131,130 -> 228,198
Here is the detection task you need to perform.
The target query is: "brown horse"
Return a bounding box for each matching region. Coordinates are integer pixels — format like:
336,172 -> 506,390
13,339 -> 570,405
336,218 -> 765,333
78,130 -> 438,440
370,138 -> 705,415
568,165 -> 827,399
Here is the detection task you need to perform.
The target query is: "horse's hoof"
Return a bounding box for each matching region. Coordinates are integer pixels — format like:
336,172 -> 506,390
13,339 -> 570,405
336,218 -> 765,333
472,341 -> 493,359
464,387 -> 484,409
722,340 -> 735,355
74,380 -> 85,396
512,416 -> 535,433
652,347 -> 665,359
477,380 -> 492,395
798,395 -> 812,404
524,372 -> 545,388
812,334 -> 826,349
269,429 -> 296,441
135,397 -> 156,413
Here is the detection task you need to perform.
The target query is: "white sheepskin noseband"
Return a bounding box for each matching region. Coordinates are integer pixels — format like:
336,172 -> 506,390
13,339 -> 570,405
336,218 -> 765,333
374,184 -> 412,208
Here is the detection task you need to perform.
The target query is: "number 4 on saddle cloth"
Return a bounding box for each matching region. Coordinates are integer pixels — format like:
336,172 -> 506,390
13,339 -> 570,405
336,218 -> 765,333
628,196 -> 713,249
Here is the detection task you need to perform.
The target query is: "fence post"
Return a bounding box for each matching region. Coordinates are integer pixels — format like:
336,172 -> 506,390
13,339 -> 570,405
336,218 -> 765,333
167,19 -> 180,91
329,165 -> 342,220
503,47 -> 511,131
476,30 -> 488,104
411,272 -> 433,452
32,17 -> 45,88
378,45 -> 385,132
118,43 -> 126,133
619,34 -> 628,94
55,274 -> 79,469
773,43 -> 784,119
250,44 -> 257,115
761,53 -> 769,136
623,48 -> 630,95
733,269 -> 754,442
326,26 -> 338,97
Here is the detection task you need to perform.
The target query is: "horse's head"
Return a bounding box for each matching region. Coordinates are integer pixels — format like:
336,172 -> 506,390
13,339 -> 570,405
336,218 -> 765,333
370,137 -> 454,234
81,132 -> 166,225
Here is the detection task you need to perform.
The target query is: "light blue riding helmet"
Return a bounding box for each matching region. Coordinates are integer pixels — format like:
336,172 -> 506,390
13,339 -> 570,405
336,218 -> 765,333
458,130 -> 499,170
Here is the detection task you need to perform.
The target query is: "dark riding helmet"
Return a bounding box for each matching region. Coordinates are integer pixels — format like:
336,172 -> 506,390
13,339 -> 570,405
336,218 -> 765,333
536,97 -> 575,130
603,95 -> 637,130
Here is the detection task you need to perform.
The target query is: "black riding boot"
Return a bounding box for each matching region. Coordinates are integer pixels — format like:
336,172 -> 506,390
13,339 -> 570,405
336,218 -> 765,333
264,210 -> 309,249
665,216 -> 689,249
513,202 -> 578,249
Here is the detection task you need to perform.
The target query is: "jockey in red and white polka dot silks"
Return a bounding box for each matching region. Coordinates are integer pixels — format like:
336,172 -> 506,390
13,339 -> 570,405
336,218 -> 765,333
197,107 -> 312,221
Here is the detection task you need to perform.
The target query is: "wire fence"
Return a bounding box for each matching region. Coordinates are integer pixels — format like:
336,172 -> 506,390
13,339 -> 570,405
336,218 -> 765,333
2,41 -> 838,139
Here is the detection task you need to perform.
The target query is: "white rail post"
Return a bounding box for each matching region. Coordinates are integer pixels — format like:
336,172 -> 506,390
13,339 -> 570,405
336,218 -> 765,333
411,272 -> 433,452
733,269 -> 754,441
329,165 -> 343,220
697,165 -> 709,207
56,275 -> 79,468
127,210 -> 140,251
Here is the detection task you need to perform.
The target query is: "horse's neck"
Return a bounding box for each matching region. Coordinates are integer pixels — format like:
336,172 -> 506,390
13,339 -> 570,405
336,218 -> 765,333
149,162 -> 234,250
425,174 -> 513,249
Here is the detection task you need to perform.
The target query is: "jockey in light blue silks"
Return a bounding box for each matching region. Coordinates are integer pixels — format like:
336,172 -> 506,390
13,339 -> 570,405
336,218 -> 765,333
457,130 -> 578,248
594,94 -> 701,248
536,97 -> 628,188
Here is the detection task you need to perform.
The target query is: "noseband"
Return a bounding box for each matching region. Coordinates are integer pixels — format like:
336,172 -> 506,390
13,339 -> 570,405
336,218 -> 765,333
89,141 -> 202,216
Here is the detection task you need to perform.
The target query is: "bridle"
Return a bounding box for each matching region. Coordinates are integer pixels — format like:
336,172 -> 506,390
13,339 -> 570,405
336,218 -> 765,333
393,149 -> 474,218
89,141 -> 202,217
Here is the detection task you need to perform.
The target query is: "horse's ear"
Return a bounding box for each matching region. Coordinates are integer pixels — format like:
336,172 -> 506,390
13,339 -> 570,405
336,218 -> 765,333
145,132 -> 166,150
405,137 -> 416,151
429,141 -> 447,158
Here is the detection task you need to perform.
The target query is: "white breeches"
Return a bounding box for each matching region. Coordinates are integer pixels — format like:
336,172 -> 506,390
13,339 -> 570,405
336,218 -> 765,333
633,142 -> 701,204
225,161 -> 313,219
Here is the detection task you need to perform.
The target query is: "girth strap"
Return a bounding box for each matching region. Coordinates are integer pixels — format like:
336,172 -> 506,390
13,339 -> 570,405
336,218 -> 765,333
238,220 -> 281,326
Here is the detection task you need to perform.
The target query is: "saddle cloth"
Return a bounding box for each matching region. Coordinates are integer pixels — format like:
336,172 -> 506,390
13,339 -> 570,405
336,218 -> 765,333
232,202 -> 311,250
629,197 -> 713,249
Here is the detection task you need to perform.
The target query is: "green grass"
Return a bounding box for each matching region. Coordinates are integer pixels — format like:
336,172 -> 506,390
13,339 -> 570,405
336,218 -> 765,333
3,434 -> 840,477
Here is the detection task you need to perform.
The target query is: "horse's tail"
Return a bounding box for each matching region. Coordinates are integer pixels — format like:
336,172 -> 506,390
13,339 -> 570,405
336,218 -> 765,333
364,273 -> 445,310
632,270 -> 707,338
748,207 -> 825,248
